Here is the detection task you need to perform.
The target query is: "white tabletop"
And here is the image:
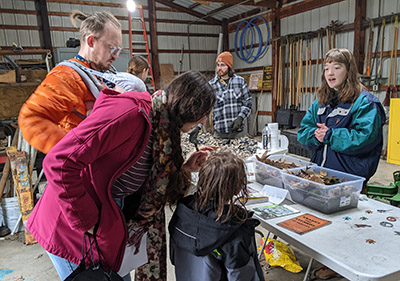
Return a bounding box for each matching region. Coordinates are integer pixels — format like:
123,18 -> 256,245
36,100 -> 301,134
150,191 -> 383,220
248,184 -> 400,281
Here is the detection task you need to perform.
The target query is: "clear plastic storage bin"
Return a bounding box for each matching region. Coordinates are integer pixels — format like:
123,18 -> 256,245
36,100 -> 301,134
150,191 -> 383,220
281,166 -> 365,214
255,154 -> 314,188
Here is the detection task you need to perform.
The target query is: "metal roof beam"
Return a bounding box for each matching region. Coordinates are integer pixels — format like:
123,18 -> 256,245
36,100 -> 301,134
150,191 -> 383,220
198,0 -> 279,8
189,3 -> 201,9
155,0 -> 221,25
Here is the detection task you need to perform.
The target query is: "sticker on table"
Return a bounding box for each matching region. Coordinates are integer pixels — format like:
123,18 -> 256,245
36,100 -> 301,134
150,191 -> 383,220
365,210 -> 373,214
366,239 -> 376,244
387,217 -> 397,222
380,221 -> 393,227
343,216 -> 351,221
354,224 -> 371,228
359,216 -> 368,221
377,209 -> 392,213
339,195 -> 351,207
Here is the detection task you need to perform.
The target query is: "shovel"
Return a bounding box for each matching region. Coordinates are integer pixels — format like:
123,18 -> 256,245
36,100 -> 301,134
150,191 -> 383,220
383,16 -> 398,106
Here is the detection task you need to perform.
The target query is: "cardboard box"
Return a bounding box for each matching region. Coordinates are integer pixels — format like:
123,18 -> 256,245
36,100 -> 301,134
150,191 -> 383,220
0,70 -> 16,83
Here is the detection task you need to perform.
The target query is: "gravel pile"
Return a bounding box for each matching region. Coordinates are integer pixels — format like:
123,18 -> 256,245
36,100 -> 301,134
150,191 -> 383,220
181,132 -> 258,160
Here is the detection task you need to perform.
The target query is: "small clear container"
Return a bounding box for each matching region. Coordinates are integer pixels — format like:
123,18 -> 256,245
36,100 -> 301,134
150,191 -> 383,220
281,166 -> 365,214
254,154 -> 314,188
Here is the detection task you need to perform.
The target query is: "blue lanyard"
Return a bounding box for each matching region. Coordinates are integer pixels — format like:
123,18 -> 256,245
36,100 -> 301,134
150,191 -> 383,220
73,55 -> 115,88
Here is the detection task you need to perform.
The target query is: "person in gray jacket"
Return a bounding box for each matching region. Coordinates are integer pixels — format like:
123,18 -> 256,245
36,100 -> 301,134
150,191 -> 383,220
169,151 -> 264,281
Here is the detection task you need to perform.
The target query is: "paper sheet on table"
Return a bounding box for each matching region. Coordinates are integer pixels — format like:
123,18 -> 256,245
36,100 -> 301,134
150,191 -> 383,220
117,233 -> 148,277
261,184 -> 289,205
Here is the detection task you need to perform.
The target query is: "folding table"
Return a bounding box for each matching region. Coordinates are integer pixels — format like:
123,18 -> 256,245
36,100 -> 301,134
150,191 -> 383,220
248,186 -> 400,281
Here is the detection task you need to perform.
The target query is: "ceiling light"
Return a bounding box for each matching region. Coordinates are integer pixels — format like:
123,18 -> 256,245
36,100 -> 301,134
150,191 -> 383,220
127,0 -> 136,12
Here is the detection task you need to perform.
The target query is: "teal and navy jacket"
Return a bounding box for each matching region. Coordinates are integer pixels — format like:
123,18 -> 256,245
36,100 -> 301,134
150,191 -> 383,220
297,89 -> 385,180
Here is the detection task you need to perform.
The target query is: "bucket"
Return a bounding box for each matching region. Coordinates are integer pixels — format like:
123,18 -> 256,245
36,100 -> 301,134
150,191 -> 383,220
1,197 -> 24,232
0,206 -> 3,226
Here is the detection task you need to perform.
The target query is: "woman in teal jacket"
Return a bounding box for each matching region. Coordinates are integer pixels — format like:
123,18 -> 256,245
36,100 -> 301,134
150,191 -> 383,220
297,48 -> 385,181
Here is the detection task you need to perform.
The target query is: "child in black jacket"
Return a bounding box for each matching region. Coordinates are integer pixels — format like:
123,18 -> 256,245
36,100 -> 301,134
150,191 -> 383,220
169,151 -> 265,281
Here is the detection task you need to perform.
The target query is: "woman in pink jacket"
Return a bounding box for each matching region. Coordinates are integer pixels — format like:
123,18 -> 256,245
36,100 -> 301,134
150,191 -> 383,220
27,71 -> 216,281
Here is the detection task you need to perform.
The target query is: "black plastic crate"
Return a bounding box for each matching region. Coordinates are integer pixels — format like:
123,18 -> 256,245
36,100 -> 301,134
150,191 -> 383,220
281,130 -> 313,159
292,111 -> 306,128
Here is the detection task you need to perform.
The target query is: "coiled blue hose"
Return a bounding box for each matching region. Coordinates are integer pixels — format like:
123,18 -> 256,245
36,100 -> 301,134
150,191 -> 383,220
234,16 -> 270,63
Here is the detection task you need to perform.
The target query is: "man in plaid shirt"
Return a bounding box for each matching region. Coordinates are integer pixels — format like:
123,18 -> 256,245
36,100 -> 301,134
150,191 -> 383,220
208,51 -> 252,139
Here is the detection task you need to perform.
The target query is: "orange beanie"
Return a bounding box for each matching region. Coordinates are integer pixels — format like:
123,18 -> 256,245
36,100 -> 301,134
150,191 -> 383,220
216,51 -> 233,68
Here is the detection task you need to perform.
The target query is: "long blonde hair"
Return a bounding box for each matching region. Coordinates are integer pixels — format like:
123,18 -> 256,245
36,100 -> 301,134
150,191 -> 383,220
70,10 -> 121,42
317,48 -> 364,105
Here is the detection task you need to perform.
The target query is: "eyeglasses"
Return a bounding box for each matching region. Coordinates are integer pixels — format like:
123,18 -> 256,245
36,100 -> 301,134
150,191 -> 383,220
96,37 -> 123,56
110,46 -> 123,56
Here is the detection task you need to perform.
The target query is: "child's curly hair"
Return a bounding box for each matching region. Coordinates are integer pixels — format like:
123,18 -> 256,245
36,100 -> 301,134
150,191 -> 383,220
195,150 -> 249,223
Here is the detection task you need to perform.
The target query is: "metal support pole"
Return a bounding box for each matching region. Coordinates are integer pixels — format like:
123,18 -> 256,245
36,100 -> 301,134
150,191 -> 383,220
129,11 -> 133,57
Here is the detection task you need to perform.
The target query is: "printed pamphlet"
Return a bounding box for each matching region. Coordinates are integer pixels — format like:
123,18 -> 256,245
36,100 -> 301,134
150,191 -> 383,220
251,203 -> 299,220
277,213 -> 332,234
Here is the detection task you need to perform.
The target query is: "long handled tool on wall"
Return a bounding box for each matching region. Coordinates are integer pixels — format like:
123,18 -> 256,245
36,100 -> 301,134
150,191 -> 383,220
273,40 -> 279,107
305,40 -> 309,95
296,38 -> 303,107
314,32 -> 321,88
376,19 -> 386,87
277,45 -> 282,107
289,38 -> 295,107
392,17 -> 398,98
384,16 -> 398,106
279,42 -> 285,107
326,28 -> 331,50
365,20 -> 374,77
308,38 -> 312,94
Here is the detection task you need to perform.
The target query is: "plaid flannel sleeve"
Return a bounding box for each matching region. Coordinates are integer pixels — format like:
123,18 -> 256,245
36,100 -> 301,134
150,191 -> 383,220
238,79 -> 252,119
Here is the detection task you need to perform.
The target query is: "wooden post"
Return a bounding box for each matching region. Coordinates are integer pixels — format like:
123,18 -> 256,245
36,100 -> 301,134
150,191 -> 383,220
271,4 -> 281,121
222,18 -> 229,51
128,11 -> 133,57
353,0 -> 366,74
37,0 -> 53,65
148,0 -> 161,90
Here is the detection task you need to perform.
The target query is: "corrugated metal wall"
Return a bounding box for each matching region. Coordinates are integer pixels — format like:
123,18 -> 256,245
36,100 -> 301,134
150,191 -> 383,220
155,6 -> 220,73
0,0 -> 41,60
1,0 -> 399,129
229,0 -> 400,132
366,0 -> 400,105
0,0 -> 220,73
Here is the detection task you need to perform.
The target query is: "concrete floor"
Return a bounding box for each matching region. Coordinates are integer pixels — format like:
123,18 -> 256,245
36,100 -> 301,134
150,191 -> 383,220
0,155 -> 399,281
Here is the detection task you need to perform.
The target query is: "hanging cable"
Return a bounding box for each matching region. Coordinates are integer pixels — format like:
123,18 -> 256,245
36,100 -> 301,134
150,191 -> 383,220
234,16 -> 270,63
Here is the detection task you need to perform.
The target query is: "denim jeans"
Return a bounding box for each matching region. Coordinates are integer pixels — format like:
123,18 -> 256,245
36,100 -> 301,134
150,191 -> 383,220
47,198 -> 131,281
47,252 -> 132,281
47,252 -> 78,280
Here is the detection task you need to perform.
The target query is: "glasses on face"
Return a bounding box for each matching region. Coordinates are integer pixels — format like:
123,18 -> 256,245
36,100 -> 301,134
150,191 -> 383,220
96,37 -> 123,56
110,46 -> 123,56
